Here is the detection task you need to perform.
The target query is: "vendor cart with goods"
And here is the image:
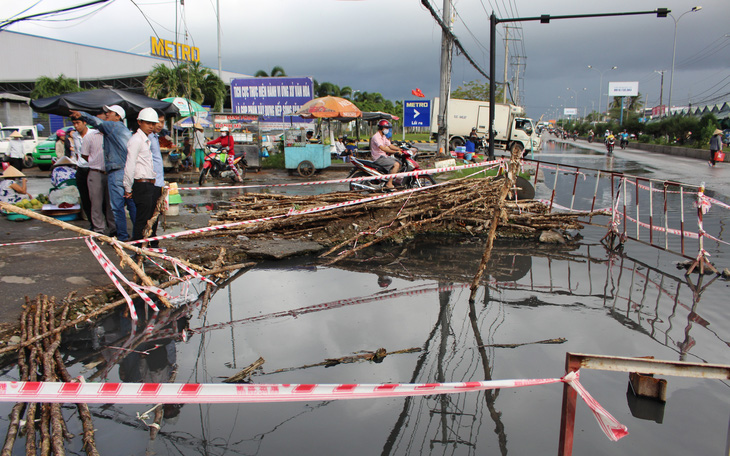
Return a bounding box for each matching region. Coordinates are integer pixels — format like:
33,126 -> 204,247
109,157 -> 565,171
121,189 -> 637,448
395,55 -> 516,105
285,96 -> 362,177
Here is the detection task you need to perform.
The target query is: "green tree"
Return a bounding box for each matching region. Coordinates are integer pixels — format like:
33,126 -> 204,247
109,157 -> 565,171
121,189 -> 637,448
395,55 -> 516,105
254,66 -> 287,77
145,62 -> 226,111
30,74 -> 81,99
451,80 -> 504,101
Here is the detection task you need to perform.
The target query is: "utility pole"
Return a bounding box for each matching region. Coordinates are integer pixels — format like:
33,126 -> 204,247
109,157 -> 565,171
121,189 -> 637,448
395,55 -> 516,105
437,0 -> 453,155
502,26 -> 509,103
654,70 -> 665,112
216,0 -> 222,78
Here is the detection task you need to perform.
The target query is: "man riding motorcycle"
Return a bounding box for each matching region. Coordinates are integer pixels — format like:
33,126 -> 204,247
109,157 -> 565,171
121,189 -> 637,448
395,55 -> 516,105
369,120 -> 401,190
206,126 -> 242,182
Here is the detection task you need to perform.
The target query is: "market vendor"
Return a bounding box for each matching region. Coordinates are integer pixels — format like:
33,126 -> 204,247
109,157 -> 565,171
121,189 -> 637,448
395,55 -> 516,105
0,166 -> 32,203
49,156 -> 80,207
7,131 -> 25,171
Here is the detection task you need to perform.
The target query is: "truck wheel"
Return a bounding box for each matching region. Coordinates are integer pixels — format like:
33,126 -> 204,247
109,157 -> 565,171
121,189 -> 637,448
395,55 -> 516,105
510,142 -> 525,157
23,154 -> 34,168
449,137 -> 465,151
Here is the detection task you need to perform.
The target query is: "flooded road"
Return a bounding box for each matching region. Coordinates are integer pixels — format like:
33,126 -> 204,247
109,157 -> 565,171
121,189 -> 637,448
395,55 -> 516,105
2,143 -> 728,455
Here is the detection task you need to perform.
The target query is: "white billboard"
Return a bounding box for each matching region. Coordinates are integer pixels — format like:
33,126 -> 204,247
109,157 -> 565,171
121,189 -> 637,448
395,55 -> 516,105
563,108 -> 578,116
608,81 -> 639,97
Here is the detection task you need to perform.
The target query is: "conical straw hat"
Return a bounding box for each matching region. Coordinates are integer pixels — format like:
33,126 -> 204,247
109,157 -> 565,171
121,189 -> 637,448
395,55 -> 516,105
1,166 -> 25,178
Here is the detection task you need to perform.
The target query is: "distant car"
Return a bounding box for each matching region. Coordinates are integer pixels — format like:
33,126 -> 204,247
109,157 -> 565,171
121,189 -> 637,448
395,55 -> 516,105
32,134 -> 59,171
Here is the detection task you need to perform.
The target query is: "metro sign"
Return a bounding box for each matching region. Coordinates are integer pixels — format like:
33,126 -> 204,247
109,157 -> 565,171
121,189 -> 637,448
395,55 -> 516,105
404,100 -> 431,127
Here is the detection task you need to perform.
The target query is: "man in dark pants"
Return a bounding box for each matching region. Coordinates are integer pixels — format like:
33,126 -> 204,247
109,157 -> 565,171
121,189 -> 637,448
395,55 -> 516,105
123,108 -> 159,242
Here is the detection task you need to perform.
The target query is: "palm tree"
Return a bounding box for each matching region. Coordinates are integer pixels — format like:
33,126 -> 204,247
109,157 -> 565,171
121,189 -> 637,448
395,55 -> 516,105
145,62 -> 226,111
30,74 -> 81,99
254,66 -> 287,77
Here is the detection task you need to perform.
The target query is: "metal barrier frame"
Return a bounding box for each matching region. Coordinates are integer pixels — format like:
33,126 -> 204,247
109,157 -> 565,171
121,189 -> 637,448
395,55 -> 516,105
558,352 -> 730,455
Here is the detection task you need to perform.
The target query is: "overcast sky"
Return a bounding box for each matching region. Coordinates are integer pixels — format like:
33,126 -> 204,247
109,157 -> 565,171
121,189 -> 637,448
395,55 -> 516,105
5,0 -> 729,119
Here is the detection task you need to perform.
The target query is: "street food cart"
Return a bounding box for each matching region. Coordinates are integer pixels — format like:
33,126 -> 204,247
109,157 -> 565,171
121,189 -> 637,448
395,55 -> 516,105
284,129 -> 332,176
285,96 -> 361,176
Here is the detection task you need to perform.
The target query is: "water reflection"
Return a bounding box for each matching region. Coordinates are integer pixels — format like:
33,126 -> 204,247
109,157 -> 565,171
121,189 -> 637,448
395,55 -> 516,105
2,236 -> 727,455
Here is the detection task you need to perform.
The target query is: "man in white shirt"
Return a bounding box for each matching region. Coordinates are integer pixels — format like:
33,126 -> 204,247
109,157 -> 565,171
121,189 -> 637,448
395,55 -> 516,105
123,108 -> 159,242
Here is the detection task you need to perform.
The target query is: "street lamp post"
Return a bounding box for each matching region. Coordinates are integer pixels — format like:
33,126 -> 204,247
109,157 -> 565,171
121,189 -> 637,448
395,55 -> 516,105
668,6 -> 702,114
586,65 -> 617,120
488,8 -> 668,160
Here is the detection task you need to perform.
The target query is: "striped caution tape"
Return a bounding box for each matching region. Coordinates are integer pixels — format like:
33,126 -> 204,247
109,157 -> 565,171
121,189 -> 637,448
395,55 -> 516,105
614,210 -> 730,246
176,159 -> 503,192
0,370 -> 627,441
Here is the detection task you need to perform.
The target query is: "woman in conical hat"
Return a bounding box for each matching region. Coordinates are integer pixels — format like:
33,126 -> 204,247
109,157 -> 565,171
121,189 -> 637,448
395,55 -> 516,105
0,166 -> 32,204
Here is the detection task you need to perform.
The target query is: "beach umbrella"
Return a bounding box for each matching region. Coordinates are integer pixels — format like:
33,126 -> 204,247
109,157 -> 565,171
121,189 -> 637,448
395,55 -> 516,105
295,96 -> 361,120
161,97 -> 207,117
174,116 -> 213,128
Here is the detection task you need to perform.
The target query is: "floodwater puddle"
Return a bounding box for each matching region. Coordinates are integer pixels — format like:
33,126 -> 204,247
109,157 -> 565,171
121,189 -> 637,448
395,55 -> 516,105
1,236 -> 727,455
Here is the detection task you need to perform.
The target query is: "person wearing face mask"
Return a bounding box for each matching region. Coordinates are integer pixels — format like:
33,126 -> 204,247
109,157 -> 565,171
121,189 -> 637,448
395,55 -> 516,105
206,126 -> 242,182
369,120 -> 401,190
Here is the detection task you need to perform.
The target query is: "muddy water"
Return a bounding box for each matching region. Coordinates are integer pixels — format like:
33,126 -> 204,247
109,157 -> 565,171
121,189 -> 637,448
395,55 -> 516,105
1,145 -> 728,455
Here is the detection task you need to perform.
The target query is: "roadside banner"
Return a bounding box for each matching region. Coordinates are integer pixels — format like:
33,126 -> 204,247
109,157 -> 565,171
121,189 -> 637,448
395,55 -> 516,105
231,77 -> 314,129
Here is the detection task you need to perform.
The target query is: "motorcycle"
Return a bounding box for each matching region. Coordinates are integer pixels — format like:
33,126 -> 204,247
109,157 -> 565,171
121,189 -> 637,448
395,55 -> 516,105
571,132 -> 578,141
198,145 -> 247,185
588,133 -> 595,143
606,137 -> 615,155
620,137 -> 629,149
346,141 -> 436,192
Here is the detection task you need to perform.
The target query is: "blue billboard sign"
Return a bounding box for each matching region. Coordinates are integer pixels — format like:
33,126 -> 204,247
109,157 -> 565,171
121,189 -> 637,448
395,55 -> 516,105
404,100 -> 431,127
231,77 -> 314,128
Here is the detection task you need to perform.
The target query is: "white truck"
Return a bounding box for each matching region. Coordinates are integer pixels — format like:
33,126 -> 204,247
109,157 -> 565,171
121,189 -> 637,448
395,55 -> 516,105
0,125 -> 41,167
430,98 -> 540,155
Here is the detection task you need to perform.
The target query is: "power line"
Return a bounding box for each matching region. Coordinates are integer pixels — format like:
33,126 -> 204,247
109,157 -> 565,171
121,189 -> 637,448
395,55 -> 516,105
0,0 -> 112,30
421,0 -> 491,82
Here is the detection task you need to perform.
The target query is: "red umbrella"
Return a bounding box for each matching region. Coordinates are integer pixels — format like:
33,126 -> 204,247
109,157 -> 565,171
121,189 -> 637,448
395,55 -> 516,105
295,96 -> 362,119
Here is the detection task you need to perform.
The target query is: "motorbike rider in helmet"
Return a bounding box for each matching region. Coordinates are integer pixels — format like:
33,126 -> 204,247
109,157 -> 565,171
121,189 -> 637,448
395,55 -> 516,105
207,126 -> 242,182
370,120 -> 401,190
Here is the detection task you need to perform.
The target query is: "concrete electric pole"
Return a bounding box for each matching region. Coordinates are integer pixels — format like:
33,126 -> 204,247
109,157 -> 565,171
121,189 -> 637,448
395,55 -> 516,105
437,0 -> 453,155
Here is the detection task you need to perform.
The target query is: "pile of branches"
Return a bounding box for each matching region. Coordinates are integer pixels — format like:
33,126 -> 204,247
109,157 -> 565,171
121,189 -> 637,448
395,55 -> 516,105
200,175 -> 596,263
3,296 -> 100,456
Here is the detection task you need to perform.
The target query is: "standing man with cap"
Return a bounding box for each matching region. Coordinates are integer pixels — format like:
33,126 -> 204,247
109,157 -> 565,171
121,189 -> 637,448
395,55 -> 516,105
70,105 -> 135,241
123,108 -> 159,242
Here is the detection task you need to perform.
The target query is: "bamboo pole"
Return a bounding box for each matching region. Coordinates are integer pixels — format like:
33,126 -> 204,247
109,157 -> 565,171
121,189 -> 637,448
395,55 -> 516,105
0,202 -> 205,273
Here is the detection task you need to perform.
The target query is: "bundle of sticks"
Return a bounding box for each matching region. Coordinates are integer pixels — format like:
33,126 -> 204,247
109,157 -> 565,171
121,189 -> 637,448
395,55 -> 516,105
2,295 -> 100,456
200,174 -> 597,264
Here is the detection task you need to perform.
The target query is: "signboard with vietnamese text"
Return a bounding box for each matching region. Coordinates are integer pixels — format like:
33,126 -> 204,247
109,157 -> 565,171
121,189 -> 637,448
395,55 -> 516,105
213,114 -> 259,129
231,77 -> 314,129
150,37 -> 200,62
563,108 -> 578,116
608,81 -> 639,97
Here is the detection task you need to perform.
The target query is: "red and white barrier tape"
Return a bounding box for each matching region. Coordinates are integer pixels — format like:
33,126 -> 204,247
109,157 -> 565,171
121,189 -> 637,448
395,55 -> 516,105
175,159 -> 503,192
0,370 -> 627,441
614,210 -> 730,246
85,238 -> 164,321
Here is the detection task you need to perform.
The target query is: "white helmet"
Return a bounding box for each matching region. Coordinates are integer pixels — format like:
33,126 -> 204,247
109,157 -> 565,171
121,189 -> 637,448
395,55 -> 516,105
138,107 -> 159,123
220,126 -> 230,132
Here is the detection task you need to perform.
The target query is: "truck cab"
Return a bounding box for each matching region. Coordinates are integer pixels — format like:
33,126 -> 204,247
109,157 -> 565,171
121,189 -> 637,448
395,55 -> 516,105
0,125 -> 40,168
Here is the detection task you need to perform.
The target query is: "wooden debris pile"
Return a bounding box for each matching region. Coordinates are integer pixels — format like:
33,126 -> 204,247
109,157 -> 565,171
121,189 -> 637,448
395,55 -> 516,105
3,296 -> 100,456
202,176 -> 598,262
